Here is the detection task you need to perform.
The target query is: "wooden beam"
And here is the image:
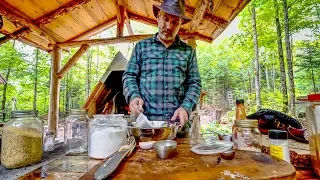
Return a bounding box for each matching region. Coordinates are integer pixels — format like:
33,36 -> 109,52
0,28 -> 30,45
115,0 -> 125,37
0,0 -> 90,47
0,28 -> 49,51
128,13 -> 212,43
48,46 -> 61,137
188,0 -> 209,33
124,9 -> 134,35
57,34 -> 153,48
56,44 -> 90,79
69,17 -> 117,41
36,0 -> 90,26
153,0 -> 228,26
0,1 -> 57,44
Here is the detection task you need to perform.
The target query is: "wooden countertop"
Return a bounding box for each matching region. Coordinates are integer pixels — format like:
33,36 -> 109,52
13,138 -> 301,180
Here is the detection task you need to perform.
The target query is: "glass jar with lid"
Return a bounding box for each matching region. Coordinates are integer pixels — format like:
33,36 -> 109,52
305,94 -> 320,177
64,109 -> 89,155
1,110 -> 43,169
88,114 -> 127,159
232,119 -> 261,152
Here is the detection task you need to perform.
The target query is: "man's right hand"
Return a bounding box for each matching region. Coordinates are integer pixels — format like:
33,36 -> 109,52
130,97 -> 144,116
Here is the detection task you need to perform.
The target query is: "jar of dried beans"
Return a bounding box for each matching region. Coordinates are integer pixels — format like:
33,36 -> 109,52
232,119 -> 261,152
1,110 -> 43,169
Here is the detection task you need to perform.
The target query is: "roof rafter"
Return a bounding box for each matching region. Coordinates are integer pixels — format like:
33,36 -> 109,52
0,1 -> 57,44
0,0 -> 90,46
57,34 -> 154,48
154,0 -> 228,26
36,0 -> 90,26
68,17 -> 117,41
188,0 -> 209,33
124,9 -> 134,35
0,27 -> 31,45
128,12 -> 212,43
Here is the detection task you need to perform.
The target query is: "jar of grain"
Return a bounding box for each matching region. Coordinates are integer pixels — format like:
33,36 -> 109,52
64,109 -> 89,155
1,110 -> 43,169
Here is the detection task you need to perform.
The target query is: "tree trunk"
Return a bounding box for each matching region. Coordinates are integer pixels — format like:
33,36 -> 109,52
274,0 -> 288,113
86,50 -> 92,98
96,45 -> 100,81
307,43 -> 317,93
265,65 -> 271,92
248,71 -> 252,95
65,73 -> 69,112
251,4 -> 261,109
283,0 -> 295,115
33,49 -> 39,110
1,68 -> 10,120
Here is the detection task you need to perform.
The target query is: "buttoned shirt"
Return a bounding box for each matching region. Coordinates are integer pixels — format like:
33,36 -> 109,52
122,33 -> 201,120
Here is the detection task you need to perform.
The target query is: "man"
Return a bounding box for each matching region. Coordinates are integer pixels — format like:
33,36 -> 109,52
122,0 -> 201,127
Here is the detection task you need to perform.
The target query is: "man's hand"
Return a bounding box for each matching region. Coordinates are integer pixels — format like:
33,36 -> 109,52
130,97 -> 144,116
171,107 -> 189,127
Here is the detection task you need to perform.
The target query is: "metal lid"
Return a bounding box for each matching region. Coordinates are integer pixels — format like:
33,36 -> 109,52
308,94 -> 320,101
11,110 -> 38,118
46,132 -> 54,136
234,119 -> 258,127
68,109 -> 87,115
268,130 -> 288,140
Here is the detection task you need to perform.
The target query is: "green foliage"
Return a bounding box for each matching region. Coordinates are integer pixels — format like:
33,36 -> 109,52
200,121 -> 232,135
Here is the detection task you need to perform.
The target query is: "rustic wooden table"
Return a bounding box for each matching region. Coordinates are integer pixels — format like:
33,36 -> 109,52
9,138 -> 302,180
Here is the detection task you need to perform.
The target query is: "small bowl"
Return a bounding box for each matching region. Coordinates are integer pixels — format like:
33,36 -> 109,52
220,149 -> 235,160
154,140 -> 177,159
218,134 -> 233,141
139,141 -> 156,150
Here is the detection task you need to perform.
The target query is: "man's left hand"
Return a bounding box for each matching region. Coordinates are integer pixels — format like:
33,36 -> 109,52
171,107 -> 189,127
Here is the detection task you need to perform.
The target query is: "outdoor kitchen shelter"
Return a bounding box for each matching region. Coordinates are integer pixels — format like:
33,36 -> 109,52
0,0 -> 251,137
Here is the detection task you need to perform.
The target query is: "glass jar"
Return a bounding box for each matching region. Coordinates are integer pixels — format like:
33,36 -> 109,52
1,110 -> 43,169
232,120 -> 261,152
88,114 -> 127,159
44,132 -> 55,152
305,94 -> 320,177
64,109 -> 89,155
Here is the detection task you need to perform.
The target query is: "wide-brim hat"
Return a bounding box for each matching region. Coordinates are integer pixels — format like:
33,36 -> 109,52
153,0 -> 191,24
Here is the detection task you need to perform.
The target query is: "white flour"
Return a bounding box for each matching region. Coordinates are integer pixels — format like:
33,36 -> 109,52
89,126 -> 126,159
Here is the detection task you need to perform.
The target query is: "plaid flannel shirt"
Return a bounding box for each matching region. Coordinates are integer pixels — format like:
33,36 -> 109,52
122,33 -> 201,121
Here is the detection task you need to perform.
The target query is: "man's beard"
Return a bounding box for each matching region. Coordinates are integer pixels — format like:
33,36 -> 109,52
160,29 -> 174,41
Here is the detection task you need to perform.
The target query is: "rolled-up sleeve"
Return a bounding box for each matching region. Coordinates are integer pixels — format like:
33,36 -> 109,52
122,43 -> 141,104
180,49 -> 202,116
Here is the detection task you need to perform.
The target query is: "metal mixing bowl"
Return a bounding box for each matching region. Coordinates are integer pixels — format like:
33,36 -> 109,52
127,121 -> 179,142
155,140 -> 177,159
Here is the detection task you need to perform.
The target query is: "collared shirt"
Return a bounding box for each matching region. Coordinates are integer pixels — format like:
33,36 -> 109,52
122,33 -> 201,121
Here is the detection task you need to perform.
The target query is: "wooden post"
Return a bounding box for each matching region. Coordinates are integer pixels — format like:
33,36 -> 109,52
116,0 -> 125,37
56,44 -> 90,79
186,37 -> 200,139
48,46 -> 61,137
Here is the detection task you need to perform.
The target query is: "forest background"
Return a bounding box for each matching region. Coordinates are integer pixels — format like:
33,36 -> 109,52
0,0 -> 319,125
